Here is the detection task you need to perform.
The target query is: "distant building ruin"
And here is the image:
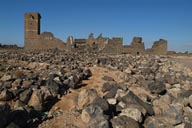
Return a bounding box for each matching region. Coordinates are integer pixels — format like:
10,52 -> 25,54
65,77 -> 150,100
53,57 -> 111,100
24,12 -> 168,55
24,12 -> 66,50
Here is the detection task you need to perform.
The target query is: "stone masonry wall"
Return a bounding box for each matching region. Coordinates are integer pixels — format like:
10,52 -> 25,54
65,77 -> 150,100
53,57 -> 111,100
24,12 -> 168,54
151,39 -> 168,55
24,12 -> 66,50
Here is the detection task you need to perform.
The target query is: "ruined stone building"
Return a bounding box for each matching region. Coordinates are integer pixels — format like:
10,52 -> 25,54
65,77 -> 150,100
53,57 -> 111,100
24,12 -> 168,55
24,12 -> 66,50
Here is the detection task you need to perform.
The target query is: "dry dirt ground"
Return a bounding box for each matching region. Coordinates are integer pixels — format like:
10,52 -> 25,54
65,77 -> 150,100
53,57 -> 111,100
170,56 -> 192,69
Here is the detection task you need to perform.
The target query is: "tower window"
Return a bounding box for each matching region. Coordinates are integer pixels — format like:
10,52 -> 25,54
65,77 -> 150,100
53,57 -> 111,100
30,15 -> 34,20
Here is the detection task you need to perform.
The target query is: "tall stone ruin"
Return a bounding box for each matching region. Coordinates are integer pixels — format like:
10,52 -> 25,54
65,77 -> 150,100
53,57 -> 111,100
23,12 -> 168,55
24,12 -> 66,50
151,39 -> 168,55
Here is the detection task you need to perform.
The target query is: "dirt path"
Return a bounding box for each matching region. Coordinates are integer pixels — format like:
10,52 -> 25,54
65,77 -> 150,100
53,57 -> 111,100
38,66 -> 122,128
38,66 -> 158,128
51,66 -> 122,112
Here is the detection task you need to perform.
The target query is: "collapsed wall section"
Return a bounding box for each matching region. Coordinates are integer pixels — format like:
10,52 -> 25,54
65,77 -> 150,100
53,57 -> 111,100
24,12 -> 66,50
151,39 -> 168,55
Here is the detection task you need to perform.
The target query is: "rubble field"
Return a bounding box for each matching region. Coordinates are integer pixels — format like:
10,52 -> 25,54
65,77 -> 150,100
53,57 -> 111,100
0,49 -> 192,128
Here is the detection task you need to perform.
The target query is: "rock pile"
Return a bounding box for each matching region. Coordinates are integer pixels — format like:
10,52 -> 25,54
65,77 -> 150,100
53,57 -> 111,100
0,50 -> 93,128
77,55 -> 192,127
0,49 -> 192,128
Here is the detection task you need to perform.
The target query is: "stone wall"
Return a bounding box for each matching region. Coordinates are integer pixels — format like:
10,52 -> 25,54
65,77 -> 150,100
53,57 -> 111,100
24,32 -> 66,50
151,39 -> 168,55
121,37 -> 145,55
130,37 -> 145,54
24,12 -> 66,50
23,12 -> 168,55
102,38 -> 123,54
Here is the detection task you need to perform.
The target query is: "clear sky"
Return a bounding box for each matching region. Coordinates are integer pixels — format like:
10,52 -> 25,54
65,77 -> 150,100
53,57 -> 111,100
0,0 -> 192,52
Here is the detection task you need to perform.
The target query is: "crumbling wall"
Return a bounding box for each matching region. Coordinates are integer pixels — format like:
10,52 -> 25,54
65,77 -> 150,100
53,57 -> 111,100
121,37 -> 145,55
102,38 -> 123,54
131,37 -> 145,54
122,45 -> 135,54
24,12 -> 66,50
67,36 -> 76,50
25,32 -> 66,50
151,39 -> 167,55
23,13 -> 169,54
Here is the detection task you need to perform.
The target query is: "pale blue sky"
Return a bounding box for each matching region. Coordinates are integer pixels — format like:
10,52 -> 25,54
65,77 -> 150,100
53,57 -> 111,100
0,0 -> 192,52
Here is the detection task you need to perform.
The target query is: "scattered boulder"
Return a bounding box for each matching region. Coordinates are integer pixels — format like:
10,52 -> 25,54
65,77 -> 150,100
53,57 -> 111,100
0,89 -> 13,101
81,105 -> 105,123
28,90 -> 43,111
19,88 -> 32,104
104,86 -> 119,99
83,68 -> 92,80
0,74 -> 12,81
77,89 -> 99,110
22,80 -> 33,89
148,81 -> 166,95
111,115 -> 139,128
46,78 -> 59,97
101,81 -> 117,93
68,74 -> 80,89
120,107 -> 143,122
92,97 -> 109,112
144,116 -> 167,128
121,91 -> 154,115
88,117 -> 109,128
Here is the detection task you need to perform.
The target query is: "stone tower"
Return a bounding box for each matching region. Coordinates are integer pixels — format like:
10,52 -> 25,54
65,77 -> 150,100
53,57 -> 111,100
24,12 -> 41,48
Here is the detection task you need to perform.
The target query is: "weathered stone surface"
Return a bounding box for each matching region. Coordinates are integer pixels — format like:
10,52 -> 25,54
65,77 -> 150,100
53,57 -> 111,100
104,86 -> 119,99
151,39 -> 167,55
22,80 -> 33,89
0,89 -> 13,101
120,107 -> 143,122
46,77 -> 59,97
107,98 -> 117,105
83,68 -> 92,80
163,103 -> 183,125
19,88 -> 32,104
81,105 -> 104,123
0,74 -> 12,81
148,81 -> 166,94
144,116 -> 167,128
152,94 -> 172,115
121,91 -> 154,115
28,90 -> 43,111
92,97 -> 109,112
77,89 -> 99,109
12,79 -> 22,89
101,81 -> 116,93
68,75 -> 80,89
111,115 -> 139,128
88,118 -> 109,128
